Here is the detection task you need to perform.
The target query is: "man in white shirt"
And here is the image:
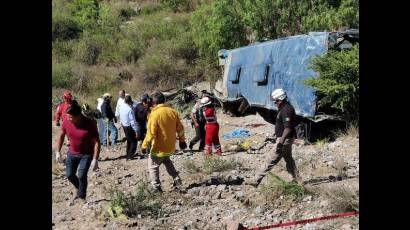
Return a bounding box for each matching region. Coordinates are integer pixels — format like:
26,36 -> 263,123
115,90 -> 126,119
119,94 -> 141,160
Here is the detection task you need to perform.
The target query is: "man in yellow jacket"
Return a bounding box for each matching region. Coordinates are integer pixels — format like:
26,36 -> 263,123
142,92 -> 187,192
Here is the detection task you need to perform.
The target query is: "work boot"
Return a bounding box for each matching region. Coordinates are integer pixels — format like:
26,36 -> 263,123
172,177 -> 186,193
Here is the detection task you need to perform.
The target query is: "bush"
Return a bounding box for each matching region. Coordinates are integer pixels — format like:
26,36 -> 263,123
202,156 -> 241,174
69,0 -> 99,30
52,62 -> 79,89
305,45 -> 359,121
319,184 -> 359,212
107,182 -> 163,219
260,173 -> 307,201
52,14 -> 81,41
52,40 -> 76,62
191,0 -> 248,60
183,160 -> 200,173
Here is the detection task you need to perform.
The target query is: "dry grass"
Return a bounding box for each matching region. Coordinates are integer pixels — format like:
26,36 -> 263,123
335,123 -> 359,139
202,156 -> 242,174
318,184 -> 359,212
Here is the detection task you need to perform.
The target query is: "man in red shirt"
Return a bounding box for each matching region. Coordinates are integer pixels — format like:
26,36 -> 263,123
54,91 -> 74,127
55,103 -> 101,203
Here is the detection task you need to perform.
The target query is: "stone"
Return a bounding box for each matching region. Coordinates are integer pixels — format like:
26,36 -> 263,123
217,184 -> 227,191
254,206 -> 265,215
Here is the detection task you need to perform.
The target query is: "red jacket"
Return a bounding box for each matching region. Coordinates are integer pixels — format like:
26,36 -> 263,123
54,102 -> 72,123
203,107 -> 218,124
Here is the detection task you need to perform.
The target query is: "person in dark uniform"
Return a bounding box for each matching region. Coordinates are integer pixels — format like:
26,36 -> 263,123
246,88 -> 302,187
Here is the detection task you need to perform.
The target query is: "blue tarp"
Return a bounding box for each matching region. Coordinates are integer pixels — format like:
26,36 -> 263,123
223,128 -> 251,140
222,32 -> 329,118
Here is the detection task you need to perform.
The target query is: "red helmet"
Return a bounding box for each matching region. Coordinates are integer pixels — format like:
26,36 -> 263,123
63,91 -> 72,101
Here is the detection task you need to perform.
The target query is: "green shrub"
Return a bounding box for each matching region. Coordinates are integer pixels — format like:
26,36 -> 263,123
52,62 -> 79,88
183,160 -> 200,173
52,14 -> 81,41
140,2 -> 165,15
305,45 -> 359,121
69,0 -> 99,30
202,156 -> 241,174
191,0 -> 248,60
260,173 -> 307,201
107,182 -> 163,219
52,40 -> 76,62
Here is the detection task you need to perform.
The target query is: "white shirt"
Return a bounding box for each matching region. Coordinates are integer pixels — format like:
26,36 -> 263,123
97,98 -> 103,112
115,97 -> 125,117
119,103 -> 139,133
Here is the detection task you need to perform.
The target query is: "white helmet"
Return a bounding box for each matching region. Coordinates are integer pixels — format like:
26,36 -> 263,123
200,97 -> 212,106
271,88 -> 287,101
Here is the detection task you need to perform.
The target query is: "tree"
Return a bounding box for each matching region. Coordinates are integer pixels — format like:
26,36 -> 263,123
304,45 -> 359,121
191,0 -> 248,62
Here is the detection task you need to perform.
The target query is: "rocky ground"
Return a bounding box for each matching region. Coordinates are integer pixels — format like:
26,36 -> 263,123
52,111 -> 359,230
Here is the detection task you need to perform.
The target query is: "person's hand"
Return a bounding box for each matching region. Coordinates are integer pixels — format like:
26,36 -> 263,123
194,123 -> 199,128
55,151 -> 61,163
56,121 -> 60,127
90,159 -> 99,171
179,141 -> 187,150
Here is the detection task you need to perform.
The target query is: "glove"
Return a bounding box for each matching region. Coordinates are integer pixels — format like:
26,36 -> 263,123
276,143 -> 283,154
90,159 -> 99,171
55,151 -> 61,163
179,141 -> 187,150
56,121 -> 60,127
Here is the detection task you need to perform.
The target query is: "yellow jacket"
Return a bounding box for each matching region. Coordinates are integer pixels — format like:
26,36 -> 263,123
142,104 -> 185,157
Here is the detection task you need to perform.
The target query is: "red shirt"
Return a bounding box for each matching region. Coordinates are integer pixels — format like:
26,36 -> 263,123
203,107 -> 218,124
61,116 -> 99,155
54,101 -> 72,123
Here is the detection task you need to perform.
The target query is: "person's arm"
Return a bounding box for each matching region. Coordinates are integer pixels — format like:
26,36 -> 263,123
115,100 -> 120,118
55,125 -> 66,163
191,113 -> 199,127
279,128 -> 292,144
54,104 -> 62,124
129,109 -> 140,138
142,115 -> 157,150
176,114 -> 185,142
176,113 -> 186,149
93,137 -> 101,160
56,129 -> 66,153
278,107 -> 294,144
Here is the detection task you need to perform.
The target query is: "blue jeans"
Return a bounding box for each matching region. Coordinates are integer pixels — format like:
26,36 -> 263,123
66,153 -> 92,199
97,118 -> 105,144
101,121 -> 118,146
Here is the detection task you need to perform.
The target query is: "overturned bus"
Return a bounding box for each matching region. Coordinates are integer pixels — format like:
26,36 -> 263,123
213,30 -> 359,140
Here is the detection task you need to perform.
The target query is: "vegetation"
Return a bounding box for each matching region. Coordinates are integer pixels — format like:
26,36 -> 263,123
52,0 -> 359,118
260,173 -> 307,201
107,182 -> 163,219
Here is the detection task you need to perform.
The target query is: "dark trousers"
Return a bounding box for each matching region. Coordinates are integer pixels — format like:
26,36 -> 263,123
66,153 -> 92,199
123,126 -> 138,159
189,124 -> 205,150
